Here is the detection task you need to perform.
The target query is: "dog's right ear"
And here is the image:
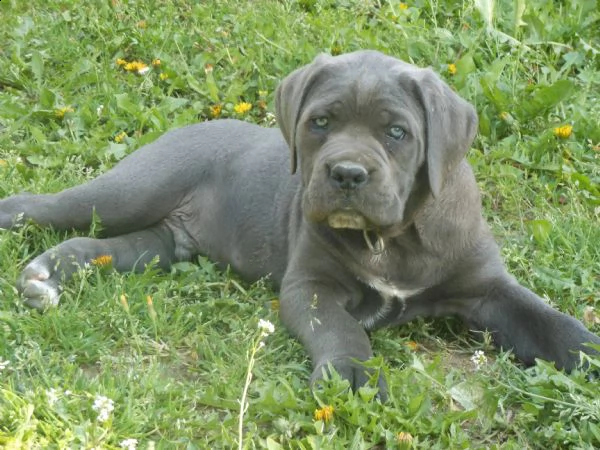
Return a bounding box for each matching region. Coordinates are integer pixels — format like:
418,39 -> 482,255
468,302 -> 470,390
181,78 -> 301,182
275,54 -> 331,174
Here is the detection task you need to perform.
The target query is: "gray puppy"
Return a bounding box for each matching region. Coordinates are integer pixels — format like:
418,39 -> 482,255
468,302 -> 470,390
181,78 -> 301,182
1,51 -> 598,399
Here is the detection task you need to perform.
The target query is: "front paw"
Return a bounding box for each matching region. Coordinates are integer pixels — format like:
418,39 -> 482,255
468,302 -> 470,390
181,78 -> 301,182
311,357 -> 388,402
17,258 -> 62,310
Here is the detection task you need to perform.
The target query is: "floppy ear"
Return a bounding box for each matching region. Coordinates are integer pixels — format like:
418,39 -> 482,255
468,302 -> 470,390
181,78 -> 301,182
410,69 -> 478,197
275,54 -> 331,174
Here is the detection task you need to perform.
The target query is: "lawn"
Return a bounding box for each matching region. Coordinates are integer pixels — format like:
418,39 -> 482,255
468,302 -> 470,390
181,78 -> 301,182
1,0 -> 599,448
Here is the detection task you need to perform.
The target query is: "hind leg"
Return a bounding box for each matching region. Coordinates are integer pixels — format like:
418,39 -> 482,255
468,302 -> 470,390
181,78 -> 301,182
0,131 -> 198,235
18,222 -> 180,310
0,166 -> 181,236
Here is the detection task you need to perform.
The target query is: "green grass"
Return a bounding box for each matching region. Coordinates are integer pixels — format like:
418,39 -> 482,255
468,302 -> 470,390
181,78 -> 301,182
1,0 -> 599,448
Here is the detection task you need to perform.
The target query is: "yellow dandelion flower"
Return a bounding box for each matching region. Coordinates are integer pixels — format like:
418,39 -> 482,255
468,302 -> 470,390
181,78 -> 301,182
499,111 -> 510,121
210,104 -> 222,118
91,255 -> 113,267
447,63 -> 457,75
136,20 -> 147,29
152,58 -> 161,67
397,431 -> 414,448
399,2 -> 409,9
114,131 -> 127,143
405,341 -> 419,351
55,106 -> 74,118
159,72 -> 169,80
116,58 -> 127,66
234,102 -> 252,115
124,61 -> 149,74
553,124 -> 572,139
314,405 -> 334,422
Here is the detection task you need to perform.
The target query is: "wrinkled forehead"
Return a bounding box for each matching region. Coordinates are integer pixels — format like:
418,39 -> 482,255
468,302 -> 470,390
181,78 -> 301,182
300,56 -> 424,122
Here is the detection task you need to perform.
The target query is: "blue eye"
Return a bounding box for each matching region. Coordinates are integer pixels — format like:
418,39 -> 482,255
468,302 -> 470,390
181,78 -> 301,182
387,126 -> 406,140
312,117 -> 329,128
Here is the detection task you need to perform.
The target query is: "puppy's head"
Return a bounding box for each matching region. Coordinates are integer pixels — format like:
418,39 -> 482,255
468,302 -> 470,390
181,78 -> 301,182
275,50 -> 477,233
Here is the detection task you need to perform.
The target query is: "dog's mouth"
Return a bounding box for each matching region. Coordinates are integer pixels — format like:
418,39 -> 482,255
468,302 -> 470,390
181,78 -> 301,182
326,210 -> 387,254
327,210 -> 368,230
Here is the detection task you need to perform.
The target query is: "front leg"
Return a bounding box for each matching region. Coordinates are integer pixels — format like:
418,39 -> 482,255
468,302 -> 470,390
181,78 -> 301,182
280,247 -> 388,399
18,223 -> 180,310
464,276 -> 600,370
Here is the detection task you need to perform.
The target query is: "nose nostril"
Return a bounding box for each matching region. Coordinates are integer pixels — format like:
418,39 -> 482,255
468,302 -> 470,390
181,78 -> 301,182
331,171 -> 344,183
352,171 -> 367,184
329,162 -> 369,189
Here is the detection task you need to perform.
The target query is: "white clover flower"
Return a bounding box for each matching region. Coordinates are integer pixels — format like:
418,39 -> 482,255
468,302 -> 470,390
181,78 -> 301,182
0,357 -> 9,372
258,319 -> 275,336
119,438 -> 138,449
470,350 -> 487,370
92,394 -> 115,422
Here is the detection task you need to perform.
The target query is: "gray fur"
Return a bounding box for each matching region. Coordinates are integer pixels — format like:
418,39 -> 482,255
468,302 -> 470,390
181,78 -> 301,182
1,51 -> 597,400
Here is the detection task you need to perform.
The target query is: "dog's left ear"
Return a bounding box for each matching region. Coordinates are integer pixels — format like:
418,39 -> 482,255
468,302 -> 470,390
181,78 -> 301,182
408,69 -> 478,197
275,54 -> 331,174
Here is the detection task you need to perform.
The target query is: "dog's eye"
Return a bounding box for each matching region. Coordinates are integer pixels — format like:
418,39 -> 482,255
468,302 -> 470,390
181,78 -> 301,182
387,126 -> 406,140
312,117 -> 329,128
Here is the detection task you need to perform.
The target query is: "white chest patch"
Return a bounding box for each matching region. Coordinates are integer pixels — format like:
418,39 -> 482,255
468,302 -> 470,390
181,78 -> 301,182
368,277 -> 424,301
360,277 -> 424,330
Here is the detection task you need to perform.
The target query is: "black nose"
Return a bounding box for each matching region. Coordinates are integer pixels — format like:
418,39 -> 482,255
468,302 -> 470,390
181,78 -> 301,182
329,162 -> 369,190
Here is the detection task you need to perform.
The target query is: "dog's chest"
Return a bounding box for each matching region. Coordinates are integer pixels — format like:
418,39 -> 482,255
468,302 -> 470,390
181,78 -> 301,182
359,275 -> 424,330
348,247 -> 427,329
368,277 -> 423,300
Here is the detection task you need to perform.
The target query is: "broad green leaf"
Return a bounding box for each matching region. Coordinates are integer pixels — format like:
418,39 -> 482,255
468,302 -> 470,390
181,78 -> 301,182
30,50 -> 44,84
186,73 -> 207,96
453,54 -> 476,90
348,428 -> 365,450
266,437 -> 284,450
526,219 -> 552,244
26,154 -> 60,167
39,87 -> 56,109
520,80 -> 575,120
115,93 -> 141,116
28,125 -> 47,144
448,381 -> 484,411
480,78 -> 510,112
159,96 -> 190,114
104,143 -> 127,160
205,71 -> 220,103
